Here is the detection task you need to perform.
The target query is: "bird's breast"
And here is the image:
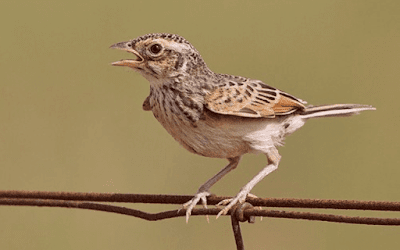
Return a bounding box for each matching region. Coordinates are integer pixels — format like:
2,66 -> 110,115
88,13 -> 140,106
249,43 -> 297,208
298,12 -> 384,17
149,88 -> 251,158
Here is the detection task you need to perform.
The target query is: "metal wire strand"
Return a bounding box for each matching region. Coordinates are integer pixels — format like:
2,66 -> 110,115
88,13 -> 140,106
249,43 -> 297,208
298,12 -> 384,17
0,190 -> 399,225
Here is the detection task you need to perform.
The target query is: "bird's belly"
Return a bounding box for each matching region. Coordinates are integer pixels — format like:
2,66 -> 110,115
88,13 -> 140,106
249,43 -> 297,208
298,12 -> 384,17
150,85 -> 307,158
152,108 -> 251,159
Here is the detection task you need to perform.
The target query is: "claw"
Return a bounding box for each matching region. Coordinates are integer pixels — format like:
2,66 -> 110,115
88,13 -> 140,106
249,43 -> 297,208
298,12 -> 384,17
181,191 -> 210,223
216,191 -> 249,219
246,194 -> 263,221
216,198 -> 233,207
216,198 -> 240,218
215,190 -> 260,219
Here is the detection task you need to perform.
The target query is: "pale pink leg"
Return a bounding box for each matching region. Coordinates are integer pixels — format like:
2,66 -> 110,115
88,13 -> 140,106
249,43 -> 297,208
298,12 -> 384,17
181,156 -> 241,223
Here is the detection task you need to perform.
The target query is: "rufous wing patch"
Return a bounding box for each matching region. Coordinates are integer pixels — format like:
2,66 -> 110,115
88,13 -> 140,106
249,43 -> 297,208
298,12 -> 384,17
205,78 -> 306,118
271,94 -> 305,114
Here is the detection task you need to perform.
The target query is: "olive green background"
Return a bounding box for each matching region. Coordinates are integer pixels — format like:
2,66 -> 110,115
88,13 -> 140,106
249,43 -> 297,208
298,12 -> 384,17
1,1 -> 399,249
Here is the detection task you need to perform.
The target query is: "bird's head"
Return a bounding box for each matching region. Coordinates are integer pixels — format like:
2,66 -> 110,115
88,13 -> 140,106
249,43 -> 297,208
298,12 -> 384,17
110,33 -> 209,83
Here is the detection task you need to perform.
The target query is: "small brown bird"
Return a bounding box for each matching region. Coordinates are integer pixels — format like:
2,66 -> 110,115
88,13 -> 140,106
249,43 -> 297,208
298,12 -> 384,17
110,33 -> 375,222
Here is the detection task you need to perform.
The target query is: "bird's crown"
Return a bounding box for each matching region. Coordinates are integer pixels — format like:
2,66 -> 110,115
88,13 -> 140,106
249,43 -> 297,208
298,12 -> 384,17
130,33 -> 193,50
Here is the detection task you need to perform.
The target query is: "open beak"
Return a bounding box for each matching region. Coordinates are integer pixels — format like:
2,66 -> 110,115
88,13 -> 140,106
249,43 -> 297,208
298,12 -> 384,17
110,41 -> 144,68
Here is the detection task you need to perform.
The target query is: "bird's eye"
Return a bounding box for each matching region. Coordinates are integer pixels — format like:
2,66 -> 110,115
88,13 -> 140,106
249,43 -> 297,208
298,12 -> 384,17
150,44 -> 162,54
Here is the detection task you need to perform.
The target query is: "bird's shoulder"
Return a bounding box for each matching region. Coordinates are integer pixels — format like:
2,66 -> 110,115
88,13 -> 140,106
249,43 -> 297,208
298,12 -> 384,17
142,95 -> 152,111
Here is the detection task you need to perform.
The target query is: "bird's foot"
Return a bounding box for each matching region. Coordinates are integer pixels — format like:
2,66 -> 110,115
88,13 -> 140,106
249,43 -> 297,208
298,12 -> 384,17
216,193 -> 263,220
216,190 -> 252,219
181,191 -> 210,223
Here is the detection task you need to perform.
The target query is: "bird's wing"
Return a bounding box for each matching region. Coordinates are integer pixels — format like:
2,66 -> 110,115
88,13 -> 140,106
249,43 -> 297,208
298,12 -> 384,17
142,95 -> 152,111
205,78 -> 306,118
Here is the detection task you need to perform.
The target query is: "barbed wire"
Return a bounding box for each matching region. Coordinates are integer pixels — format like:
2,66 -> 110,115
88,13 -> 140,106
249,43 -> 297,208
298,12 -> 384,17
1,190 -> 399,250
1,190 -> 399,224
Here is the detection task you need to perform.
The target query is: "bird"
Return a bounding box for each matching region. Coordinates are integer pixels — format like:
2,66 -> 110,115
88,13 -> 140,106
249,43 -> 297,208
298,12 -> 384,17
110,33 -> 375,222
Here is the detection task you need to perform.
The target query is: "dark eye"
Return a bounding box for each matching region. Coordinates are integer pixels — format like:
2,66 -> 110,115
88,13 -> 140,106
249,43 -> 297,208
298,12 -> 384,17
150,44 -> 162,54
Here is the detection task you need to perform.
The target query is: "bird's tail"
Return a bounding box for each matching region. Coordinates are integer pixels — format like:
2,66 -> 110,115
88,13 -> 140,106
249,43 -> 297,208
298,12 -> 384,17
300,104 -> 376,119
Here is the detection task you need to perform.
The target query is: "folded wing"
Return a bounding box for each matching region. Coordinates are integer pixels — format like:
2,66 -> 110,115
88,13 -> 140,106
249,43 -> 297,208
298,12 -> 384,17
205,77 -> 306,118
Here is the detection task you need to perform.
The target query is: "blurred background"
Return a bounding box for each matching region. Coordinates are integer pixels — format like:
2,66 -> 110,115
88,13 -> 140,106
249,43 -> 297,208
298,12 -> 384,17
1,0 -> 399,249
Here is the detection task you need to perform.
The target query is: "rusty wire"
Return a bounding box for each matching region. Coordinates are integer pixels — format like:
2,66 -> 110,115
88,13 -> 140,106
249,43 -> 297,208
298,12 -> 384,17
231,209 -> 245,250
2,190 -> 400,250
0,190 -> 399,225
1,190 -> 400,211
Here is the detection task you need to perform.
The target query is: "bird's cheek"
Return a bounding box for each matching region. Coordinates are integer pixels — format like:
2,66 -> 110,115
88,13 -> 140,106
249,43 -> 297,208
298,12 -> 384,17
146,62 -> 163,76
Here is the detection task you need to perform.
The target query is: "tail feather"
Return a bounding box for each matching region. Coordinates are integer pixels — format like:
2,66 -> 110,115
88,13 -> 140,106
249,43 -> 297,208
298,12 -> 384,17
300,104 -> 375,119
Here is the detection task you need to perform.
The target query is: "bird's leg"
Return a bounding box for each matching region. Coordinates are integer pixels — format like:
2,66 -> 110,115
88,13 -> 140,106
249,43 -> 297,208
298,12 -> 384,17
181,156 -> 241,223
216,148 -> 281,218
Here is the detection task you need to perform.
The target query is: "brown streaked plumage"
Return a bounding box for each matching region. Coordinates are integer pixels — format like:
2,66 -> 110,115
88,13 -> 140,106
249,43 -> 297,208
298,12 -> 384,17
205,78 -> 306,118
110,33 -> 375,222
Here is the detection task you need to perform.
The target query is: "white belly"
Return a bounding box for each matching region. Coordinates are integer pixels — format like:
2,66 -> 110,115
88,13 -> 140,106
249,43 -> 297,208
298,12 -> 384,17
151,97 -> 306,159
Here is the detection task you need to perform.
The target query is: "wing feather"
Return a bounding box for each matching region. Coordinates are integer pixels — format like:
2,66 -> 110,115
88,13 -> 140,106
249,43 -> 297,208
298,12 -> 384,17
205,78 -> 306,118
